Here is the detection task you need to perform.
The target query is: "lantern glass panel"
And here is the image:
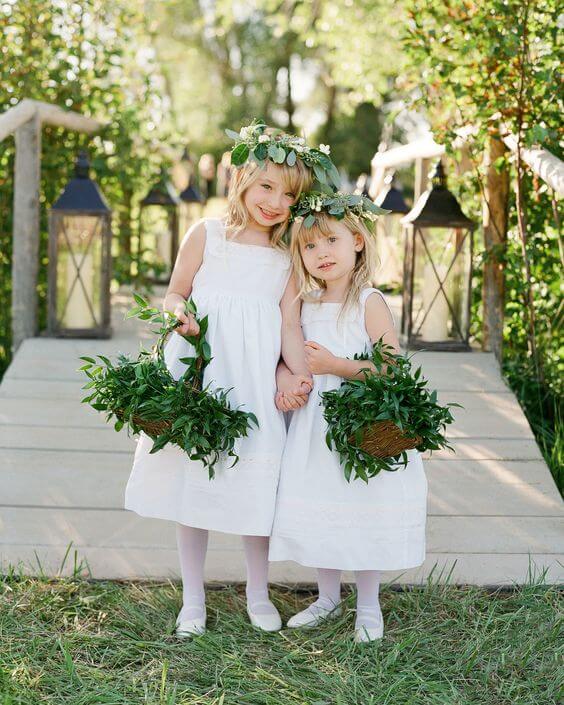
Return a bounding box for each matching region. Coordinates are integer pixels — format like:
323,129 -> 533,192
374,213 -> 404,288
411,225 -> 471,343
56,214 -> 103,329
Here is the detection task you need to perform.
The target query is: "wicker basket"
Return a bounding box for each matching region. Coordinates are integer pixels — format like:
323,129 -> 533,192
116,328 -> 204,437
349,419 -> 421,459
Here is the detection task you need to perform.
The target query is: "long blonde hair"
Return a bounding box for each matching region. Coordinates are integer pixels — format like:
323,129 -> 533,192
225,150 -> 312,250
290,212 -> 379,315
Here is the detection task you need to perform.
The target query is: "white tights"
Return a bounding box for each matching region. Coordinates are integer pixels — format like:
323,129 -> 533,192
176,524 -> 278,618
316,567 -> 383,629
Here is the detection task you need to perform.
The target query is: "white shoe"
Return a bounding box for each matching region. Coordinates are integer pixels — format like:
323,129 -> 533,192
354,606 -> 384,643
287,600 -> 342,629
246,601 -> 282,632
175,606 -> 206,638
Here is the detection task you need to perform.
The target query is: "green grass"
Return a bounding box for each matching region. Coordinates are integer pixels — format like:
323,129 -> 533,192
1,568 -> 562,705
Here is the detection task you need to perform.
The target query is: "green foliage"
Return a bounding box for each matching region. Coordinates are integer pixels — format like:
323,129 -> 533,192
226,120 -> 341,189
2,573 -> 562,705
403,0 -> 563,492
322,340 -> 458,482
79,298 -> 258,479
290,191 -> 389,233
0,0 -> 175,378
403,0 -> 561,155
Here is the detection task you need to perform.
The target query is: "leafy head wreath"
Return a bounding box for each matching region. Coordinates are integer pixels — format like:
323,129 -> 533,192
225,119 -> 341,190
289,191 -> 390,233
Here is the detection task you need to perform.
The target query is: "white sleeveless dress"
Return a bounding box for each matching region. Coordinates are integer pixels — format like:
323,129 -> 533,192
124,218 -> 292,536
269,288 -> 428,570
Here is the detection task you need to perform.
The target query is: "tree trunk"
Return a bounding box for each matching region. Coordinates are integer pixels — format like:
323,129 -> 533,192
481,136 -> 509,361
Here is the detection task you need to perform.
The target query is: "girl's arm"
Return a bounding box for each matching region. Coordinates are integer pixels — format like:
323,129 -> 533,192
305,292 -> 399,380
280,273 -> 311,378
164,220 -> 206,335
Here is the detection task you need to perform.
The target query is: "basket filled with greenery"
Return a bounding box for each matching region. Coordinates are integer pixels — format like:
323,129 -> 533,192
79,295 -> 258,478
321,340 -> 460,483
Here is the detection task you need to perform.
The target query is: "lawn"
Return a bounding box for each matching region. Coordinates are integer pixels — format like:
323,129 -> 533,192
1,569 -> 561,704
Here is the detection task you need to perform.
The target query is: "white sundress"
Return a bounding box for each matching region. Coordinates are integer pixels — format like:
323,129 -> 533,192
269,287 -> 428,571
124,218 -> 292,536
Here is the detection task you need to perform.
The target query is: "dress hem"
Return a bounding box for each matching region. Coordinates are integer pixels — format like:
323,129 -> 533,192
124,503 -> 272,537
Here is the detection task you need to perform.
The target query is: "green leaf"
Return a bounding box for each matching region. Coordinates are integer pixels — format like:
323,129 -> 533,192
313,163 -> 327,184
254,143 -> 268,161
272,146 -> 286,164
286,150 -> 297,166
303,214 -> 316,228
133,293 -> 148,307
231,143 -> 250,166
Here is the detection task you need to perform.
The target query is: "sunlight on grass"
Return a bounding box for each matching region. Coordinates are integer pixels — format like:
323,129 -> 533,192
1,566 -> 561,705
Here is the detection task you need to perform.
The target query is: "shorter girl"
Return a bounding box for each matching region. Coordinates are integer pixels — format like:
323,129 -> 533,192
270,194 -> 428,642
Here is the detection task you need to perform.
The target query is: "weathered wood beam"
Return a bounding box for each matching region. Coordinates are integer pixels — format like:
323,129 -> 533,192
371,136 -> 445,170
12,114 -> 41,349
0,99 -> 101,142
500,126 -> 564,197
0,100 -> 37,141
482,137 -> 509,361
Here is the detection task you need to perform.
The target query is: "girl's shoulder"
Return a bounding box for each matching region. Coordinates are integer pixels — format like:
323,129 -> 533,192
362,287 -> 396,327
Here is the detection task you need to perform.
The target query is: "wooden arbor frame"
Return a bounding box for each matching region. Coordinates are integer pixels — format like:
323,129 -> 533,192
0,99 -> 104,351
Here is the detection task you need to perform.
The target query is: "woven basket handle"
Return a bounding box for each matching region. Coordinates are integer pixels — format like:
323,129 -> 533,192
153,320 -> 204,391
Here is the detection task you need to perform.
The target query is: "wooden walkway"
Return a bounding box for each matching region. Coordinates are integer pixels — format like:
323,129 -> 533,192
1,288 -> 563,585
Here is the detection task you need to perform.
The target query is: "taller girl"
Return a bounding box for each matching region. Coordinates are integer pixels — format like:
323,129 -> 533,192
125,122 -> 337,637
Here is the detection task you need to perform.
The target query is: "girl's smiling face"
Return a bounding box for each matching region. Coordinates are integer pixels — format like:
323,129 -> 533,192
300,221 -> 365,284
243,161 -> 297,230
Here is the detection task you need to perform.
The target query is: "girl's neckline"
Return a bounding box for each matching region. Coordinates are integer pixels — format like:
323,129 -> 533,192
220,219 -> 275,250
225,238 -> 274,250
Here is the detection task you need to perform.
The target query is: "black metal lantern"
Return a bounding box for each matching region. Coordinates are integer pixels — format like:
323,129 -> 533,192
373,173 -> 410,288
139,169 -> 180,284
400,161 -> 476,350
48,151 -> 112,338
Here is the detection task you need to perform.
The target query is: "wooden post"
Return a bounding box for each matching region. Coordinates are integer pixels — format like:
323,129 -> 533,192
414,157 -> 431,201
481,136 -> 509,361
12,114 -> 41,351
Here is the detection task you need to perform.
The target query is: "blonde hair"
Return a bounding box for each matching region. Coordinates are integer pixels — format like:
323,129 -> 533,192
225,139 -> 313,250
290,212 -> 379,316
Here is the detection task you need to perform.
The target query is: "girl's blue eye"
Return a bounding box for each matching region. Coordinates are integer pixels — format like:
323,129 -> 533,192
286,193 -> 295,199
262,184 -> 271,190
304,243 -> 315,250
328,236 -> 337,243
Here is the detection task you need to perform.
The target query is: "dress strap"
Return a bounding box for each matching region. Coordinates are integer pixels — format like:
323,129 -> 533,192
359,287 -> 396,329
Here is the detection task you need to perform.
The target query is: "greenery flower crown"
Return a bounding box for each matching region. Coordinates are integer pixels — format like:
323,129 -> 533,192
225,119 -> 341,189
289,191 -> 390,233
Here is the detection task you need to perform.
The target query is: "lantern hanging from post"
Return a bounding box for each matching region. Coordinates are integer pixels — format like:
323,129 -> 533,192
48,151 -> 112,338
400,161 -> 476,351
179,174 -> 204,239
373,173 -> 409,288
139,169 -> 180,284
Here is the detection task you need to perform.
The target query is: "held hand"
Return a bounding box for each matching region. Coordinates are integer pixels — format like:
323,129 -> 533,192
173,304 -> 200,336
277,372 -> 313,397
304,340 -> 337,376
275,391 -> 309,412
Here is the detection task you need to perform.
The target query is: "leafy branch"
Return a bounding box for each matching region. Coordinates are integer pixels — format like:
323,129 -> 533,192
322,339 -> 460,483
79,296 -> 258,479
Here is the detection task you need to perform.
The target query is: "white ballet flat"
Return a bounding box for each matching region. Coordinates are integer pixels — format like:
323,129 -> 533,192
354,623 -> 384,643
354,608 -> 384,643
246,602 -> 282,632
287,603 -> 342,629
175,608 -> 206,638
